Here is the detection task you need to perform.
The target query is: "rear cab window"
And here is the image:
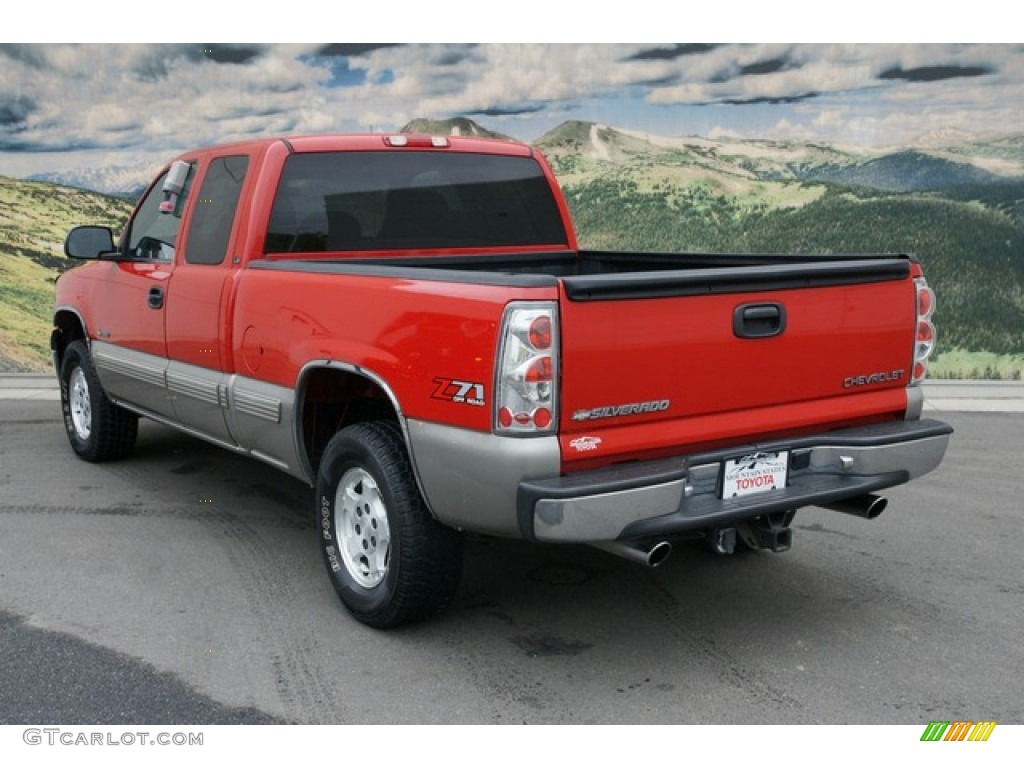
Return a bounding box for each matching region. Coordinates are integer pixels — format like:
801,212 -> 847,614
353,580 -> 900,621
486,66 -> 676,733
265,151 -> 568,254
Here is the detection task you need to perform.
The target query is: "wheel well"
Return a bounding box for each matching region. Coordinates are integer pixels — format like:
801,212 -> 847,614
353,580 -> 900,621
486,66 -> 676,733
299,367 -> 400,475
52,310 -> 87,371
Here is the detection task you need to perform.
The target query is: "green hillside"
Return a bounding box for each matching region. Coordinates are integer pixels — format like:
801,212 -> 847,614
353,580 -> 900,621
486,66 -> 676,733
0,177 -> 133,372
802,151 -> 1002,192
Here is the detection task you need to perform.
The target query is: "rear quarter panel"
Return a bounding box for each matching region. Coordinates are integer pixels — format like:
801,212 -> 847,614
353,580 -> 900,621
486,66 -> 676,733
231,268 -> 557,430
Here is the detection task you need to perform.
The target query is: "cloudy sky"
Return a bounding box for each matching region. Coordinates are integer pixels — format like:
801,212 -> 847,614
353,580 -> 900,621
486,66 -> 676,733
1,42 -> 1022,179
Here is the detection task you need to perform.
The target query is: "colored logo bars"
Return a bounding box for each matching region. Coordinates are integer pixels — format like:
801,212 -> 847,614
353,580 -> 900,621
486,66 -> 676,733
920,721 -> 997,742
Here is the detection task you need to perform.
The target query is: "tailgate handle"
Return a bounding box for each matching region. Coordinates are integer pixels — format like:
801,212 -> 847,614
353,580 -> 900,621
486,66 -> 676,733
734,303 -> 786,338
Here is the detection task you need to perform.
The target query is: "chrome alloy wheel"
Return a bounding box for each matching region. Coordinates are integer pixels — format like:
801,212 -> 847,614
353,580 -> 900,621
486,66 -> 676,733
335,467 -> 391,588
69,366 -> 92,441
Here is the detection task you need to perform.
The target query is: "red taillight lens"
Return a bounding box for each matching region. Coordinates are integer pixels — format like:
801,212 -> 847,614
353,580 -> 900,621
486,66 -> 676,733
524,356 -> 552,383
498,407 -> 513,428
529,316 -> 552,350
533,408 -> 552,429
917,321 -> 935,346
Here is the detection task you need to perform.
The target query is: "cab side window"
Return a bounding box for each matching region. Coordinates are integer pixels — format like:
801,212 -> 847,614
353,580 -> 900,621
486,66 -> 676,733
184,155 -> 250,265
126,164 -> 194,261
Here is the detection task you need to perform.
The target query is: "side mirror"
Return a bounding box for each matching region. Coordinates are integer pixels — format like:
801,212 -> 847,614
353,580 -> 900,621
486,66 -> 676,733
64,226 -> 116,260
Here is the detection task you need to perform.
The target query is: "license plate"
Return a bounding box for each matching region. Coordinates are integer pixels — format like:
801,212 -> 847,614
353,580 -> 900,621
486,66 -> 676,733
721,451 -> 789,499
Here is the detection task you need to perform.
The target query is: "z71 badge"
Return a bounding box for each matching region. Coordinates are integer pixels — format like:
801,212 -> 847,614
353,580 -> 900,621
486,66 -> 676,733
432,378 -> 485,406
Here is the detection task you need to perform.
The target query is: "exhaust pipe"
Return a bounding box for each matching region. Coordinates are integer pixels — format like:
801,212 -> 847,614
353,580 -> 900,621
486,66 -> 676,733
592,539 -> 673,568
824,493 -> 888,520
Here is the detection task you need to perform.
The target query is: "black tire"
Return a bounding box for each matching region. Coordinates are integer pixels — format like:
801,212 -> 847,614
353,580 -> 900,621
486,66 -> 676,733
59,340 -> 138,462
316,421 -> 463,628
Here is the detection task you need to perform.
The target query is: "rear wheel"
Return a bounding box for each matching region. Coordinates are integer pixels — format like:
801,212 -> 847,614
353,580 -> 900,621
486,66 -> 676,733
316,421 -> 463,628
59,340 -> 138,461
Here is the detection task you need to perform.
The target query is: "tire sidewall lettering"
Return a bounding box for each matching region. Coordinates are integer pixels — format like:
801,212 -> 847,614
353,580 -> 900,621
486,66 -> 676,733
314,420 -> 462,628
60,350 -> 91,454
317,446 -> 399,610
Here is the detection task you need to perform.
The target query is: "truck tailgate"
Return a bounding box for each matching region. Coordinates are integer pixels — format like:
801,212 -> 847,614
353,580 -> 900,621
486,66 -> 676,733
557,258 -> 916,466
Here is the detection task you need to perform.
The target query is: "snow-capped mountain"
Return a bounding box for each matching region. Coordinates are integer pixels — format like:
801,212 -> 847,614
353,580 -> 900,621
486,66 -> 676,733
28,164 -> 158,200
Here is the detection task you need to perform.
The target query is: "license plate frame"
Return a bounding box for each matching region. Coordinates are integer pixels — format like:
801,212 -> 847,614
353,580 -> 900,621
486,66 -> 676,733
720,451 -> 790,499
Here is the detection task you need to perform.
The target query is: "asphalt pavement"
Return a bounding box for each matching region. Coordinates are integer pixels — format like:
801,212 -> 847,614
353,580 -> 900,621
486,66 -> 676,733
0,377 -> 1021,727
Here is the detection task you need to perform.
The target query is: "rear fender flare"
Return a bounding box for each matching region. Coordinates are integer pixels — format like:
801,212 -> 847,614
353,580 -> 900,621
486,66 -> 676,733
294,360 -> 436,515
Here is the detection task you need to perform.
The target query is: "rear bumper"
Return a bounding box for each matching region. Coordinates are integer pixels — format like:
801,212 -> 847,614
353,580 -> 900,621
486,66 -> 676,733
517,418 -> 952,543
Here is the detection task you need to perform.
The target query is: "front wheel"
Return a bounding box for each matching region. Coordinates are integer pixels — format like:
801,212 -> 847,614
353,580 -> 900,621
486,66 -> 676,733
316,421 -> 463,628
59,340 -> 138,461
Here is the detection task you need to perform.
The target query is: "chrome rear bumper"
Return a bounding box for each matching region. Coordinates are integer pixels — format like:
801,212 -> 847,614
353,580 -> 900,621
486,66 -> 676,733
518,419 -> 952,543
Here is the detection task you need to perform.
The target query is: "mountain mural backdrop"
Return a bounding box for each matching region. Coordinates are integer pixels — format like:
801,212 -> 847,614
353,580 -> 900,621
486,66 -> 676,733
2,117 -> 1022,376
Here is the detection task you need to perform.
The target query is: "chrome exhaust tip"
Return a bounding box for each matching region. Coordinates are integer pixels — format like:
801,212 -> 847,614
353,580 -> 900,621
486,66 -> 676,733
824,493 -> 888,520
592,539 -> 673,568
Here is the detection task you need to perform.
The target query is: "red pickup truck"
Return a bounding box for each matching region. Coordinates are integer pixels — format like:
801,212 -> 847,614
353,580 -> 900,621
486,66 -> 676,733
53,133 -> 952,628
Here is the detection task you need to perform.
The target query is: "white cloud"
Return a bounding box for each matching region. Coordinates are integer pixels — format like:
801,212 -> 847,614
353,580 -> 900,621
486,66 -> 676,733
1,42 -> 1022,178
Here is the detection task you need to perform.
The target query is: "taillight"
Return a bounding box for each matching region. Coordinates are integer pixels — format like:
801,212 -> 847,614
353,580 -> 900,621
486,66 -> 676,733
911,277 -> 937,384
495,303 -> 559,435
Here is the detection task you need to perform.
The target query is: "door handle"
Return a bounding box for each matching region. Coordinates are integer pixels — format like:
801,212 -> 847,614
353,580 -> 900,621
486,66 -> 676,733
148,286 -> 164,310
734,303 -> 785,338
